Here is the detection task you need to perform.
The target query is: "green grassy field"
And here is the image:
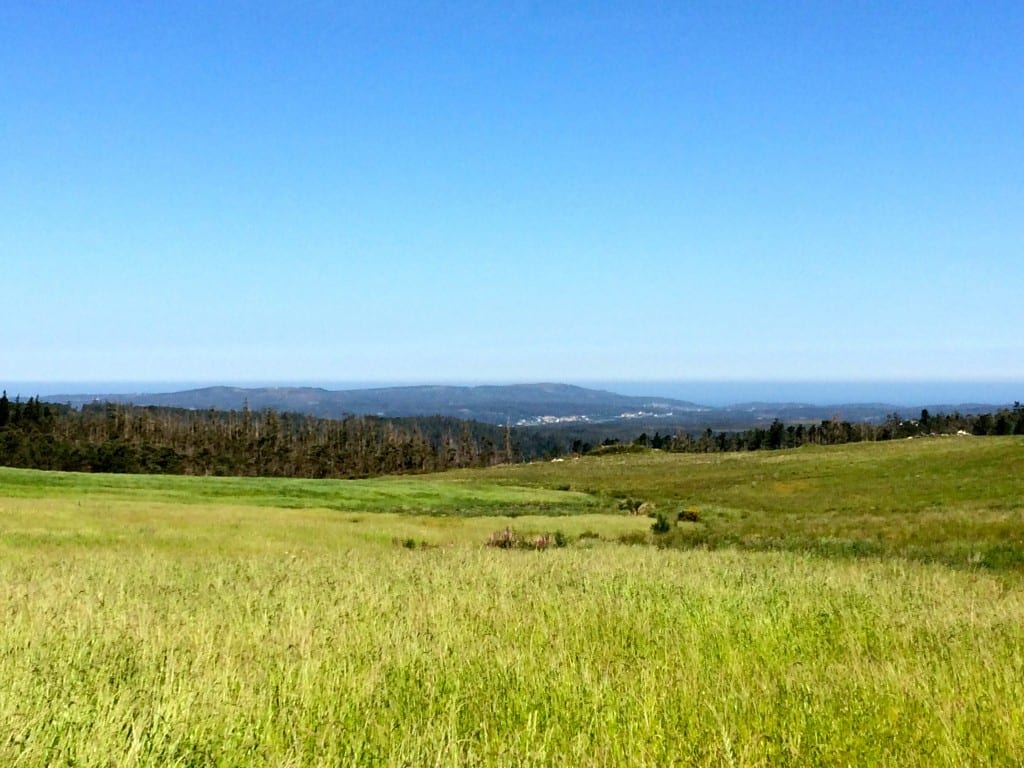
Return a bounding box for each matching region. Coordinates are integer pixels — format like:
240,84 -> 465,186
1,438 -> 1023,766
481,436 -> 1024,571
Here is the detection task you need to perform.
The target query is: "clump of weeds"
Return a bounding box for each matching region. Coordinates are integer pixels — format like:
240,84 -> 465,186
486,527 -> 568,551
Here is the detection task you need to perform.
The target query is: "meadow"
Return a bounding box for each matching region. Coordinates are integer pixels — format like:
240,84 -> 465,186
1,437 -> 1022,766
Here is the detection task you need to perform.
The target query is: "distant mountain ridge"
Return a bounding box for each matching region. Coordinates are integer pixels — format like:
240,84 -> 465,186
43,383 -> 706,425
38,383 -> 1013,430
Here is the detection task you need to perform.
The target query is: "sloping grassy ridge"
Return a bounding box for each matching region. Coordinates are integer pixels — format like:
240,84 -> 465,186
473,436 -> 1024,571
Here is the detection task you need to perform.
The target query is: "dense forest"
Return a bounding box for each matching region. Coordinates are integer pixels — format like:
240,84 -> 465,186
0,394 -> 517,477
1,391 -> 1022,478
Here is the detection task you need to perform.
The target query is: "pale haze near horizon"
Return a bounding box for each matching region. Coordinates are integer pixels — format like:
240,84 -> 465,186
3,3 -> 1022,384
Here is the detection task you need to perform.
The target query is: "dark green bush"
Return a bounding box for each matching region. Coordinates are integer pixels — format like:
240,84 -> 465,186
677,507 -> 701,523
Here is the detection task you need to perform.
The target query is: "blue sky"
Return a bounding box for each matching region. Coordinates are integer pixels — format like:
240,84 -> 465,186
3,2 -> 1022,386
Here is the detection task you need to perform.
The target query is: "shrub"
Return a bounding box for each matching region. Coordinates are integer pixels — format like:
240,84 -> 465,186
677,507 -> 701,523
486,528 -> 557,551
486,527 -> 520,549
618,498 -> 649,515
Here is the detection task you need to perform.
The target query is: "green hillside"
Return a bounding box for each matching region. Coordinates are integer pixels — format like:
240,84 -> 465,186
476,436 -> 1024,570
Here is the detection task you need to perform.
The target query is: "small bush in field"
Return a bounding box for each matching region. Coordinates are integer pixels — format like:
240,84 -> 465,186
678,507 -> 701,523
486,527 -> 520,549
486,528 -> 555,551
651,512 -> 671,534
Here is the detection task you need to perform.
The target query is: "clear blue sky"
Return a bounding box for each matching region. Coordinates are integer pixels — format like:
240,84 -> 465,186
3,2 -> 1022,386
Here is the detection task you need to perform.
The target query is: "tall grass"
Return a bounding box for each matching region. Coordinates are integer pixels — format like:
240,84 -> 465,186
1,500 -> 1023,765
2,439 -> 1023,764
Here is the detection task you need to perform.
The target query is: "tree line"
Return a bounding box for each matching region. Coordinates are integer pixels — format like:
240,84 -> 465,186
1,391 -> 1021,478
0,394 -> 518,477
615,405 -> 1024,454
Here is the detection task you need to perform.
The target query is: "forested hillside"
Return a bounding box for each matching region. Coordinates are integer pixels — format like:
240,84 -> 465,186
0,395 -> 516,478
